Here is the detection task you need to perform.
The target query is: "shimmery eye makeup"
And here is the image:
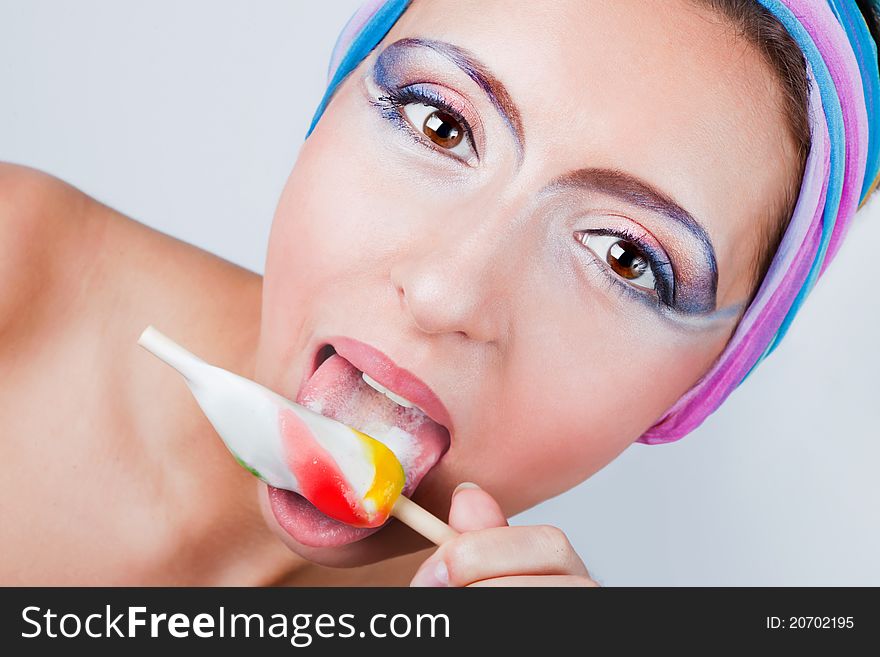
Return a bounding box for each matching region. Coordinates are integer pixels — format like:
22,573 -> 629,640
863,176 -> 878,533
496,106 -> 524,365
575,227 -> 675,310
548,170 -> 719,315
367,39 -> 721,321
370,84 -> 479,162
573,223 -> 719,318
371,38 -> 523,157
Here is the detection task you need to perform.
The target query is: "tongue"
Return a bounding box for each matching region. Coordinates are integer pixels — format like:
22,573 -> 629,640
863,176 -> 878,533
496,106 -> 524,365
268,353 -> 450,548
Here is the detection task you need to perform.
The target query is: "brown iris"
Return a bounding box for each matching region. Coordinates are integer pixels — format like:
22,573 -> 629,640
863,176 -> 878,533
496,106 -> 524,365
422,110 -> 463,149
607,240 -> 649,280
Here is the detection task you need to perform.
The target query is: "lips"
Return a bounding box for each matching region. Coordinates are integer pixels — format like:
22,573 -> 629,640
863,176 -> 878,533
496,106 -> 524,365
268,340 -> 451,547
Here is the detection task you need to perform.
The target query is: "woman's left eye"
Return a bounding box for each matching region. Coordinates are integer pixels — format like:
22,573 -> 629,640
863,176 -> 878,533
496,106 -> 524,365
577,232 -> 659,293
400,102 -> 477,160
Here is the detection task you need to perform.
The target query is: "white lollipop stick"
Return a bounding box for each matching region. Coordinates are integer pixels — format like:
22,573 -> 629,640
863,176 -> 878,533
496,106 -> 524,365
137,325 -> 457,544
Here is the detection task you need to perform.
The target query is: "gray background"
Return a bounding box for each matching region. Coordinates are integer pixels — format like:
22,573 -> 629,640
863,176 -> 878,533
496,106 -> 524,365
2,0 -> 877,585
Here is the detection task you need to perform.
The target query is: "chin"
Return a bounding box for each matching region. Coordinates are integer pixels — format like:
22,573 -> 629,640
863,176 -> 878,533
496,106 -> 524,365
251,329 -> 456,566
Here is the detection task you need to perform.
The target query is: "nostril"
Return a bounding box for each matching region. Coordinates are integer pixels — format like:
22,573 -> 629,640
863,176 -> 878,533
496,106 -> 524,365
393,280 -> 408,308
390,265 -> 408,303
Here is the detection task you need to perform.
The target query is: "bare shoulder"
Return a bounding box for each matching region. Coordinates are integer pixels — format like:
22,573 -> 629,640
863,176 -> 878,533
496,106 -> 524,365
0,164 -> 261,582
0,163 -> 88,328
0,161 -> 87,242
0,161 -> 260,353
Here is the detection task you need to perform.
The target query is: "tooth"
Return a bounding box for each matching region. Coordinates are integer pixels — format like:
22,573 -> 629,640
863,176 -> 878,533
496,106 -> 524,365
361,372 -> 417,409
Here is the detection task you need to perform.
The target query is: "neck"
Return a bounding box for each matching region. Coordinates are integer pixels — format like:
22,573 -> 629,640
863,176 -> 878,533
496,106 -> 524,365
125,278 -> 416,586
125,297 -> 325,585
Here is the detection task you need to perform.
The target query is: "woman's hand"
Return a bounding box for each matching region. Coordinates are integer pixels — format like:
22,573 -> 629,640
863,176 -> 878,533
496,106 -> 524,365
410,483 -> 600,587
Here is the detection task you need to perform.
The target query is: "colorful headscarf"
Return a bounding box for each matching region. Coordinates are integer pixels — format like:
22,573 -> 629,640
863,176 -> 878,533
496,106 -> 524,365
306,0 -> 880,444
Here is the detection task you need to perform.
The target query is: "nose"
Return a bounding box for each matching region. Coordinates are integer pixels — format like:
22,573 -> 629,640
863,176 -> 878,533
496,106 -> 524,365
389,219 -> 511,345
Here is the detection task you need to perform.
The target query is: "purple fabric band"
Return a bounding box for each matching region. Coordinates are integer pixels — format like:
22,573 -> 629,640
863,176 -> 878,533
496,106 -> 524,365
318,1 -> 878,445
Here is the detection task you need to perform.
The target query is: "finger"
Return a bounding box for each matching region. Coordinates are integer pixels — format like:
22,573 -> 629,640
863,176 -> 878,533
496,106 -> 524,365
468,575 -> 600,587
441,525 -> 590,586
447,482 -> 508,532
409,483 -> 507,587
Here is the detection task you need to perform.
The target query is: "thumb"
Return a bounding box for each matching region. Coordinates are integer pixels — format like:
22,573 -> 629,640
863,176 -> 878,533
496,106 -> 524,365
447,482 -> 509,532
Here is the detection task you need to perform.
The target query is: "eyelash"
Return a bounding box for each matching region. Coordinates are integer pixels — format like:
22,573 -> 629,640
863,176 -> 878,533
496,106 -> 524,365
370,82 -> 677,313
370,84 -> 478,161
577,226 -> 676,311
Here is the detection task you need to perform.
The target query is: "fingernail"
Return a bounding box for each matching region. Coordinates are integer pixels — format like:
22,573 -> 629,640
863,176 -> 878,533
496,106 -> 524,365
453,481 -> 480,494
410,558 -> 449,587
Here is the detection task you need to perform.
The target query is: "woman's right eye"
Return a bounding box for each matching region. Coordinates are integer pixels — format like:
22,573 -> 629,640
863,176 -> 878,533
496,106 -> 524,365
400,102 -> 477,160
579,233 -> 658,293
575,230 -> 675,309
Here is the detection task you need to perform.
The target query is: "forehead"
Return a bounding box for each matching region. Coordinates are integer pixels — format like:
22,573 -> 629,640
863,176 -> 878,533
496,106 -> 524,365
385,0 -> 800,305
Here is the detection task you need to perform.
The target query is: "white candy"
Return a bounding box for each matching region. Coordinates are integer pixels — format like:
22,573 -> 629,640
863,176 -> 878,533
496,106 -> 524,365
137,326 -> 379,503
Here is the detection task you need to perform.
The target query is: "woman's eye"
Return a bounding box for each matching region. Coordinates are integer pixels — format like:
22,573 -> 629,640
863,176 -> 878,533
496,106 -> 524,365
578,233 -> 658,293
400,102 -> 476,160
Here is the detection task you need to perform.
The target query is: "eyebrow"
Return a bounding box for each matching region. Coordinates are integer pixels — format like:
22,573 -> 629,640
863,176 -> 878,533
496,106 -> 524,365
550,168 -> 719,307
385,40 -> 719,310
389,38 -> 525,156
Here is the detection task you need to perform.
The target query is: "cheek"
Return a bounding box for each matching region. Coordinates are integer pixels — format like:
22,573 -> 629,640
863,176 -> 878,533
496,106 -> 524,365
265,91 -> 425,302
262,76 -> 736,512
267,147 -> 368,294
262,122 -> 384,333
454,313 -> 730,512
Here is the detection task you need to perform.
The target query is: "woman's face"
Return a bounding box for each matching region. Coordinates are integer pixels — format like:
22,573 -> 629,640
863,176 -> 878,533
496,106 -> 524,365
256,0 -> 799,565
